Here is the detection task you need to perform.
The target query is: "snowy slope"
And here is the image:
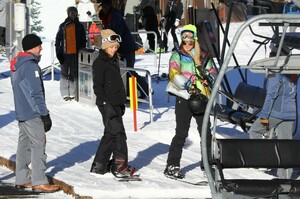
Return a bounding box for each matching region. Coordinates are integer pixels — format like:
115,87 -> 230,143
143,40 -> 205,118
0,51 -> 213,198
1,1 -> 299,198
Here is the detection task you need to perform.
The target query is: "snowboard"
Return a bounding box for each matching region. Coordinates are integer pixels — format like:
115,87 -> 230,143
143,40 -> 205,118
114,175 -> 142,182
165,175 -> 208,186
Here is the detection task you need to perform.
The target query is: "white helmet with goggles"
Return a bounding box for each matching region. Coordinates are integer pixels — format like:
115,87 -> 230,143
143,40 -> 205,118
101,29 -> 121,49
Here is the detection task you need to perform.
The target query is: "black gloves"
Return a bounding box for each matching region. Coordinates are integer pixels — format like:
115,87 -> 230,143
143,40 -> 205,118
120,104 -> 125,116
104,103 -> 118,119
41,114 -> 52,132
56,54 -> 64,65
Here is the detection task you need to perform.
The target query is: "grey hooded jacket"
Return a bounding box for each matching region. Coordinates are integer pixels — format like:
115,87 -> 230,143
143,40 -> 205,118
10,52 -> 49,121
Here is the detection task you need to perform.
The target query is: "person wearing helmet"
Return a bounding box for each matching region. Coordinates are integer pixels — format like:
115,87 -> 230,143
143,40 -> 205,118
99,0 -> 150,99
164,24 -> 217,179
90,29 -> 139,179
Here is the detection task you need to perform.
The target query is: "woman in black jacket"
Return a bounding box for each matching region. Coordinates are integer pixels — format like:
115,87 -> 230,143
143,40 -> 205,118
90,29 -> 138,179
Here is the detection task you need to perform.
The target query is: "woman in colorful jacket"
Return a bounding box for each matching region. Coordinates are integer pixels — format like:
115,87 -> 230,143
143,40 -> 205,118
164,24 -> 216,179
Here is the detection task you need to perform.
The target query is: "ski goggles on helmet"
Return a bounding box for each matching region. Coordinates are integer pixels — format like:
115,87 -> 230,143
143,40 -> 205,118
102,34 -> 122,43
181,30 -> 194,40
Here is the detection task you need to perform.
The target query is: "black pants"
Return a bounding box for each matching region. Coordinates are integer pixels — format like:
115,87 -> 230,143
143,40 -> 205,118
92,105 -> 128,165
61,54 -> 78,81
0,27 -> 5,46
123,51 -> 149,97
166,97 -> 212,167
163,20 -> 178,51
143,6 -> 161,51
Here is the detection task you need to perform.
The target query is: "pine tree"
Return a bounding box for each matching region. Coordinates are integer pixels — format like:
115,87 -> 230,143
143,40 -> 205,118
30,0 -> 44,35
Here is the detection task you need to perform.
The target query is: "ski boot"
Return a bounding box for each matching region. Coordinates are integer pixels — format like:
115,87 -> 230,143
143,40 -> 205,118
90,159 -> 113,175
111,159 -> 139,178
164,165 -> 184,179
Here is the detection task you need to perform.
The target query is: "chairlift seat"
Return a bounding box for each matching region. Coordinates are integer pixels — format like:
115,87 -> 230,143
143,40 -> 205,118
214,82 -> 265,131
258,20 -> 300,49
250,54 -> 300,74
213,139 -> 300,197
283,32 -> 300,50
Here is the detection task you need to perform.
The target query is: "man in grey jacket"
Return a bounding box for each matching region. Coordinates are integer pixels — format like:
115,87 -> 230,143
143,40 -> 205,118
10,34 -> 59,193
249,73 -> 298,178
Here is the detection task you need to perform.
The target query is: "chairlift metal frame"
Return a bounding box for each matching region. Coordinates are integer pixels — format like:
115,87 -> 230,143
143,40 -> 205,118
201,12 -> 300,199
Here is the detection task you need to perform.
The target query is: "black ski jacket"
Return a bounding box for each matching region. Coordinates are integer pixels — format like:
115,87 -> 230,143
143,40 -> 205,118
99,8 -> 137,55
163,0 -> 183,23
92,49 -> 127,106
55,17 -> 86,55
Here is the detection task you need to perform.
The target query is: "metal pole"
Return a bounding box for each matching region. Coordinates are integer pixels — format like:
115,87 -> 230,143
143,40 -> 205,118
26,0 -> 31,34
188,5 -> 194,24
120,67 -> 153,123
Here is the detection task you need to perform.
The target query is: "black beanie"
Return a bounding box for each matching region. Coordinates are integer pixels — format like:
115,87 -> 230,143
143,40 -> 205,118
67,6 -> 78,14
22,34 -> 42,51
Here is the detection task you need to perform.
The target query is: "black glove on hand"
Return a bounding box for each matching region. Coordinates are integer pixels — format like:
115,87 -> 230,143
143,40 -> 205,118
41,114 -> 52,132
120,104 -> 125,116
56,54 -> 64,65
260,118 -> 269,131
104,103 -> 118,119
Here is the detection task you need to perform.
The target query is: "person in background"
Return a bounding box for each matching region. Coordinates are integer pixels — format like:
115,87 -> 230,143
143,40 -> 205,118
160,0 -> 183,52
88,16 -> 102,46
55,6 -> 87,101
90,29 -> 139,179
134,0 -> 161,53
0,0 -> 8,47
10,34 -> 59,193
164,24 -> 216,179
77,0 -> 96,31
248,72 -> 298,179
283,0 -> 300,32
99,0 -> 149,99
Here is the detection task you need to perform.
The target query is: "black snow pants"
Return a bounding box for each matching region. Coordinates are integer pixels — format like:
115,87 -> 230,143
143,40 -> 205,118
93,105 -> 128,165
163,18 -> 178,52
166,96 -> 212,168
143,6 -> 161,51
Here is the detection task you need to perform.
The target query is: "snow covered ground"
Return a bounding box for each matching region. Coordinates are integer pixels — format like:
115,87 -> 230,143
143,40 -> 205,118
1,1 -> 300,199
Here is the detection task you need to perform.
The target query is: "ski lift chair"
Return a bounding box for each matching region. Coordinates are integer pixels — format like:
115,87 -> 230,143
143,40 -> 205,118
256,0 -> 300,52
214,82 -> 265,132
214,139 -> 300,198
201,13 -> 300,199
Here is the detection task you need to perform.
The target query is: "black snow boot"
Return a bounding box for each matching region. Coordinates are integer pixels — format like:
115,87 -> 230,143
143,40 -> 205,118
111,159 -> 138,178
164,165 -> 184,179
90,161 -> 112,175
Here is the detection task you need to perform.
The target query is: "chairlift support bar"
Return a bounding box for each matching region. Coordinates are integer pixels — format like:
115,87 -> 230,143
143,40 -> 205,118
201,13 -> 300,199
211,3 -> 242,95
